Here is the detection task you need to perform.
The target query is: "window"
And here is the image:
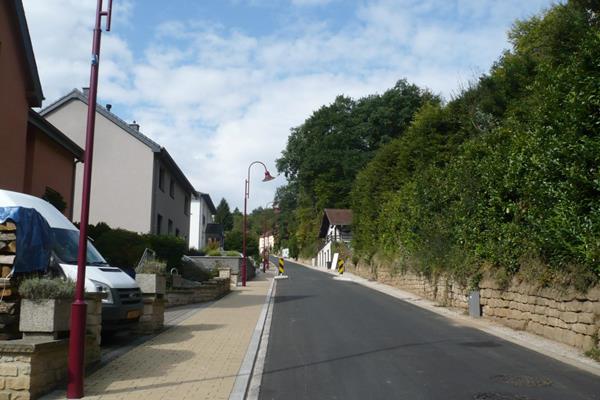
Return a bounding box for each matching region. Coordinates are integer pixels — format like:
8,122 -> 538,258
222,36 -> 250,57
156,214 -> 163,235
184,195 -> 190,215
175,228 -> 180,237
169,179 -> 175,198
158,167 -> 165,192
168,219 -> 173,235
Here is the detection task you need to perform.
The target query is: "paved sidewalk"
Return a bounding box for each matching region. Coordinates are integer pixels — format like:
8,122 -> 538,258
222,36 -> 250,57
47,272 -> 273,400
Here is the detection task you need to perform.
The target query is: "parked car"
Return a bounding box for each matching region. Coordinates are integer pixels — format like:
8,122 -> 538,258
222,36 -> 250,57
0,189 -> 143,332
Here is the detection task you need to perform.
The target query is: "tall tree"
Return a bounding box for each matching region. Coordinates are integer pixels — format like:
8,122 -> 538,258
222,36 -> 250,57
214,198 -> 234,232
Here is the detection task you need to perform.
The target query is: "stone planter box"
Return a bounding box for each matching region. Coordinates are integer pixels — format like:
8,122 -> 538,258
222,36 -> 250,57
136,273 -> 166,295
19,298 -> 71,338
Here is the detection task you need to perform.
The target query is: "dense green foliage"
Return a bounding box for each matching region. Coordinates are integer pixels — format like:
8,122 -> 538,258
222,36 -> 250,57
352,1 -> 600,287
214,198 -> 234,231
276,80 -> 436,253
87,223 -> 187,270
19,277 -> 75,300
274,1 -> 600,288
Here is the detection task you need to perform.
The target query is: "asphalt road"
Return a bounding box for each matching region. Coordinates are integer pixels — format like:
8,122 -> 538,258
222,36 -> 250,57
259,259 -> 600,400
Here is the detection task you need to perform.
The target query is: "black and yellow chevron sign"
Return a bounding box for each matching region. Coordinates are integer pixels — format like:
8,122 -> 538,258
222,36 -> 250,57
337,258 -> 345,275
278,257 -> 285,274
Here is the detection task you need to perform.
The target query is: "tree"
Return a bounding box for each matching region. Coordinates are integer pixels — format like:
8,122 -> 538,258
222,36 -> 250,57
214,198 -> 234,231
276,80 -> 436,253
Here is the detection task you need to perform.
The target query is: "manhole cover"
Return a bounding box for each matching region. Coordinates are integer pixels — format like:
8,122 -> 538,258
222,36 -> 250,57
492,374 -> 552,388
473,393 -> 535,400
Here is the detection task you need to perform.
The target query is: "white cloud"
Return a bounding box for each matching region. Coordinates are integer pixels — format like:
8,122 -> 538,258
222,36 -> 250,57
23,0 -> 555,210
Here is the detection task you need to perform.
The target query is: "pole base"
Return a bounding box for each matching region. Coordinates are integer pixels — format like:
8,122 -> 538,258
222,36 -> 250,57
67,301 -> 88,399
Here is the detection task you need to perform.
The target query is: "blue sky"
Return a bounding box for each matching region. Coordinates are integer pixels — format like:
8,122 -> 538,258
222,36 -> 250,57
24,0 -> 556,210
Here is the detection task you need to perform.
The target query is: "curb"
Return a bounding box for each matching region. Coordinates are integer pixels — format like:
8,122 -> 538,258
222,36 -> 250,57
229,275 -> 276,400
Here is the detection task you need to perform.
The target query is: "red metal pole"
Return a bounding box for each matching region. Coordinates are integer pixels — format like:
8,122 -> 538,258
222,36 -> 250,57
242,179 -> 248,287
67,0 -> 112,398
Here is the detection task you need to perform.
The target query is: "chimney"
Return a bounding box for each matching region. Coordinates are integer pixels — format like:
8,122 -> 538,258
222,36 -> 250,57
82,87 -> 90,97
106,104 -> 112,112
129,120 -> 140,131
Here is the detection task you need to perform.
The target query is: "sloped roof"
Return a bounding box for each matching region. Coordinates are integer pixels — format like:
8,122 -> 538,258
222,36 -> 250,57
40,89 -> 161,151
7,0 -> 44,106
318,208 -> 353,238
324,209 -> 352,226
40,89 -> 196,194
199,192 -> 216,214
28,110 -> 83,161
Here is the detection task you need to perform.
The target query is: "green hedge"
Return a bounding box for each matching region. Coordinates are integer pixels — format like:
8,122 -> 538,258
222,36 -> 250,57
351,1 -> 600,288
87,223 -> 187,270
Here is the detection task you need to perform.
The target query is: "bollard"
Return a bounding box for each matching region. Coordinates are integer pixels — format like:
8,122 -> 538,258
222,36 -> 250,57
278,257 -> 285,275
275,257 -> 288,280
337,258 -> 345,275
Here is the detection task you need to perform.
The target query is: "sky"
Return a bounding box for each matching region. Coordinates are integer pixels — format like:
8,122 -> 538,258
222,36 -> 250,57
23,0 -> 556,211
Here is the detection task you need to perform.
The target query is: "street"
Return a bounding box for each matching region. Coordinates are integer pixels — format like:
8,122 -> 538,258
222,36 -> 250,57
259,260 -> 600,400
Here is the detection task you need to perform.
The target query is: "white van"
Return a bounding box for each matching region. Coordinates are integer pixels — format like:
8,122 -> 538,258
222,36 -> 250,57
0,189 -> 143,331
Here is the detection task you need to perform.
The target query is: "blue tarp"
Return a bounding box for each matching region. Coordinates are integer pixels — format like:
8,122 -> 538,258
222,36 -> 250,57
0,207 -> 52,274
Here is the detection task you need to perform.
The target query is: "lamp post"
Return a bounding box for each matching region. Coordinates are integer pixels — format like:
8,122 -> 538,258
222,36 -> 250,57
243,161 -> 275,286
67,1 -> 113,398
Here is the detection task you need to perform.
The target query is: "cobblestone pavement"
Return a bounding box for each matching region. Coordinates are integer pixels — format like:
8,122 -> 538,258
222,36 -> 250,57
46,272 -> 272,400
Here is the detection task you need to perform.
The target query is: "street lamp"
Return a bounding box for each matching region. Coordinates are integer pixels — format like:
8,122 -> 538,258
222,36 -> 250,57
243,161 -> 275,286
68,0 -> 113,398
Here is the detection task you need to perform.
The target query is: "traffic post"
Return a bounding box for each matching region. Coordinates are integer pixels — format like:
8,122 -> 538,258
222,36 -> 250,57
337,258 -> 345,275
274,257 -> 288,280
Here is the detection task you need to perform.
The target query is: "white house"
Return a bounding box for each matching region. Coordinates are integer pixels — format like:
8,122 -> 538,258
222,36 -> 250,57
317,208 -> 352,268
189,192 -> 216,250
40,88 -> 195,238
259,232 -> 275,254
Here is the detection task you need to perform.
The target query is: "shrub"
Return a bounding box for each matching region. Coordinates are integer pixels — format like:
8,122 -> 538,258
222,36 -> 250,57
19,277 -> 75,300
137,259 -> 167,275
146,234 -> 187,268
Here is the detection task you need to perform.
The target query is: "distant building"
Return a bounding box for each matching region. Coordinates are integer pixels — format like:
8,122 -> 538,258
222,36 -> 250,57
259,232 -> 275,254
205,223 -> 224,249
189,192 -> 216,250
316,208 -> 352,268
0,1 -> 83,218
41,89 -> 195,237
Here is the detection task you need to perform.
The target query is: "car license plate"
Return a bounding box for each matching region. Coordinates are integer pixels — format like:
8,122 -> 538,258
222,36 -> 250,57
127,310 -> 141,319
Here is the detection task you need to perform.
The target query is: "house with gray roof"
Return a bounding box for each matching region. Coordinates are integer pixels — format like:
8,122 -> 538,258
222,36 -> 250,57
189,191 -> 217,250
40,88 -> 195,238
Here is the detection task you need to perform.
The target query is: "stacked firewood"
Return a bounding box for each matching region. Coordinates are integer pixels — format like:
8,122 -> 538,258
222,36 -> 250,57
0,221 -> 19,339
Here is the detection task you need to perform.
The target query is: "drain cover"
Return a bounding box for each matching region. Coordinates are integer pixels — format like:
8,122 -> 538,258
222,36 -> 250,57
492,375 -> 552,388
474,393 -> 535,400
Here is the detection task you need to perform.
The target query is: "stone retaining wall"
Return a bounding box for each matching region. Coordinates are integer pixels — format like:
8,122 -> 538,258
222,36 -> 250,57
165,278 -> 230,308
137,296 -> 165,334
0,335 -> 98,400
348,264 -> 600,351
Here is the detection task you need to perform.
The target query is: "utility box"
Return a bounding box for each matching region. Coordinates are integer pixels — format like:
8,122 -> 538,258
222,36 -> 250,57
468,290 -> 481,317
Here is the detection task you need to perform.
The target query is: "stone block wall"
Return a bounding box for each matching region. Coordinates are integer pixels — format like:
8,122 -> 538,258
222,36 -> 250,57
349,263 -> 600,351
480,280 -> 600,350
165,278 -> 230,308
0,336 -> 97,400
137,296 -> 165,334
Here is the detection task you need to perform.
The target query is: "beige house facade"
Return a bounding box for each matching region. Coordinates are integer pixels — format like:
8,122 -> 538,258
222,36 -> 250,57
41,89 -> 194,238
